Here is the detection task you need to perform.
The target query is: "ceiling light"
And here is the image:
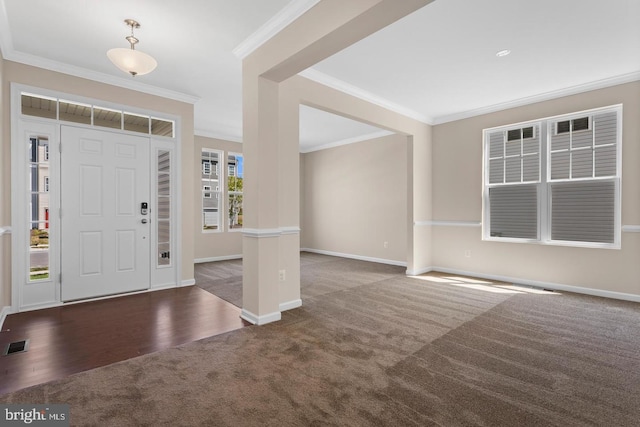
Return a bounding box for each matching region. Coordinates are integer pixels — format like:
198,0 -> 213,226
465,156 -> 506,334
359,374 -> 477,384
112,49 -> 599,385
107,19 -> 157,77
496,49 -> 511,57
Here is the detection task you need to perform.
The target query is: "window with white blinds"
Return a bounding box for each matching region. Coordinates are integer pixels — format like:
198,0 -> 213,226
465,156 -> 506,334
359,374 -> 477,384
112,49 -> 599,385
486,123 -> 541,240
483,105 -> 621,248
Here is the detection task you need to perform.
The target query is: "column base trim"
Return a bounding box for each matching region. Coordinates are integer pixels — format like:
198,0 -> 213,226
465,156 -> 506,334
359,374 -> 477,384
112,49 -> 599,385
279,299 -> 302,311
240,309 -> 282,325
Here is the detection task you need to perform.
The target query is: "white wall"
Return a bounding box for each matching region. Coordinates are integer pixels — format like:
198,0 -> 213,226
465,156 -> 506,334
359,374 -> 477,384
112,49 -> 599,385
431,81 -> 640,298
301,133 -> 407,264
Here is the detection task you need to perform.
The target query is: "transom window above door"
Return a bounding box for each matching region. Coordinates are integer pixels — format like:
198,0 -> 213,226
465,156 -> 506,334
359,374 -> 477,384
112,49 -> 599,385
21,93 -> 175,137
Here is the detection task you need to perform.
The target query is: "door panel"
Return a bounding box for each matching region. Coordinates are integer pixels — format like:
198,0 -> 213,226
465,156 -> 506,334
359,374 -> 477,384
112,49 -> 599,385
61,126 -> 150,301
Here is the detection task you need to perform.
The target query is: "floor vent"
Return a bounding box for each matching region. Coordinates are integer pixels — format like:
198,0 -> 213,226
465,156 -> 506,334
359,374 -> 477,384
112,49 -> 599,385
3,340 -> 29,356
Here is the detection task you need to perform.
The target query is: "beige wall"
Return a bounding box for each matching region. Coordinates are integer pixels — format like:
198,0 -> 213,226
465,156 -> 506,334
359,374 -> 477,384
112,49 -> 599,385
193,135 -> 243,260
292,76 -> 433,274
301,134 -> 407,263
1,60 -> 196,309
431,81 -> 640,296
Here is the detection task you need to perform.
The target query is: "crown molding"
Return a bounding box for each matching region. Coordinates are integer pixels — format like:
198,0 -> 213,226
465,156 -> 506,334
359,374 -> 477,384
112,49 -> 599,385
1,0 -> 196,103
195,127 -> 243,143
0,2 -> 199,106
300,130 -> 394,153
232,0 -> 321,59
0,1 -> 12,59
432,71 -> 640,125
4,50 -> 200,104
299,68 -> 432,124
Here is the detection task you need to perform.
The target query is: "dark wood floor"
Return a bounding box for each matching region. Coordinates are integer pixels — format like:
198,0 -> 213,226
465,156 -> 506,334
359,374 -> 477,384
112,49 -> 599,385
0,286 -> 249,395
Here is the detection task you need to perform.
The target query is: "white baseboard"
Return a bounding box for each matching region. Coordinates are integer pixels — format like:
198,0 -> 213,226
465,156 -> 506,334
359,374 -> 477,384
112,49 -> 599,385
194,255 -> 242,263
280,299 -> 302,311
406,266 -> 434,276
0,306 -> 12,330
16,301 -> 62,312
240,309 -> 281,325
151,282 -> 179,291
410,266 -> 640,303
180,278 -> 196,287
301,248 -> 407,267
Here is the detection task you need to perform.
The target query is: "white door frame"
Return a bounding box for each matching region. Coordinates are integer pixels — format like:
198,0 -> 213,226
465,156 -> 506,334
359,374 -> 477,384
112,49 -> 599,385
10,83 -> 182,312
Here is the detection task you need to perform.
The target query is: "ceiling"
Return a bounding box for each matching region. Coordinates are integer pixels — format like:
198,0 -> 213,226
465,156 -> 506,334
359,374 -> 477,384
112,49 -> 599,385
1,0 -> 639,152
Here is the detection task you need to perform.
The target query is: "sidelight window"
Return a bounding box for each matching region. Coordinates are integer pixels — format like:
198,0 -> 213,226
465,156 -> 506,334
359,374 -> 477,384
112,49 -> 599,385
28,137 -> 51,280
201,149 -> 222,231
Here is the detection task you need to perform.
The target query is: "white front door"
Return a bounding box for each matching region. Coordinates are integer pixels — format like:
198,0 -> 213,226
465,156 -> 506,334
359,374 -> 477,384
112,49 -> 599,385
61,126 -> 150,301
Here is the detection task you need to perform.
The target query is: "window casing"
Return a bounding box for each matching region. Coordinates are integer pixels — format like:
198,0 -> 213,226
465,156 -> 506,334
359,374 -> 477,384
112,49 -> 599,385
483,105 -> 621,248
228,153 -> 243,230
201,149 -> 222,232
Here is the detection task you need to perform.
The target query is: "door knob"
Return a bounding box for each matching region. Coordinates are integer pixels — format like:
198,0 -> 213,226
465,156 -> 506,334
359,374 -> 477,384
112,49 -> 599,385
141,219 -> 148,224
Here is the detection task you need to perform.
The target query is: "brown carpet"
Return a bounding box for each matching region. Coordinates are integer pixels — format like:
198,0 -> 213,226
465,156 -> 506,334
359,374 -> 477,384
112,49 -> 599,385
2,254 -> 639,426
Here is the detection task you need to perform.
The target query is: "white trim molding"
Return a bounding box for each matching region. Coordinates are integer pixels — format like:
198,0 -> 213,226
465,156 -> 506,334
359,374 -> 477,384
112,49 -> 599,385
195,123 -> 243,143
0,226 -> 12,236
0,306 -> 12,330
300,130 -> 394,153
180,279 -> 196,287
299,69 -> 431,124
280,226 -> 301,235
232,0 -> 321,59
0,0 -> 14,56
243,226 -> 301,238
194,255 -> 243,264
433,71 -> 640,125
406,266 -> 433,276
407,266 -> 640,304
240,309 -> 282,326
279,299 -> 302,312
242,228 -> 283,239
4,51 -> 199,105
414,220 -> 481,227
622,225 -> 640,233
302,248 -> 407,267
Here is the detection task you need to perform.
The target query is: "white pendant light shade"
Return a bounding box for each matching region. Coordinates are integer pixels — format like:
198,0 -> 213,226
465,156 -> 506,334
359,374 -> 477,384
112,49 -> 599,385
107,47 -> 157,76
107,19 -> 157,77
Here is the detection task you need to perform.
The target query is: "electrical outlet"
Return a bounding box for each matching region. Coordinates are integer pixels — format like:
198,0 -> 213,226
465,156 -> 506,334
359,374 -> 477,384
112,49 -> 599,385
383,241 -> 388,248
279,269 -> 286,281
464,250 -> 471,258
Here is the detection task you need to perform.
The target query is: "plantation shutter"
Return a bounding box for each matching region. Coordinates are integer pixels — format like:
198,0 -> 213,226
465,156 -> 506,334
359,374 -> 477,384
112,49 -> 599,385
549,111 -> 618,244
488,131 -> 504,184
593,111 -> 617,177
486,125 -> 540,239
489,184 -> 538,239
551,181 -> 615,243
484,106 -> 620,247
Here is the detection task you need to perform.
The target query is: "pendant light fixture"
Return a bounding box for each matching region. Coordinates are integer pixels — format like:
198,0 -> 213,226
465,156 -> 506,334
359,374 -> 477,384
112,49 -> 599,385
107,19 -> 157,77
